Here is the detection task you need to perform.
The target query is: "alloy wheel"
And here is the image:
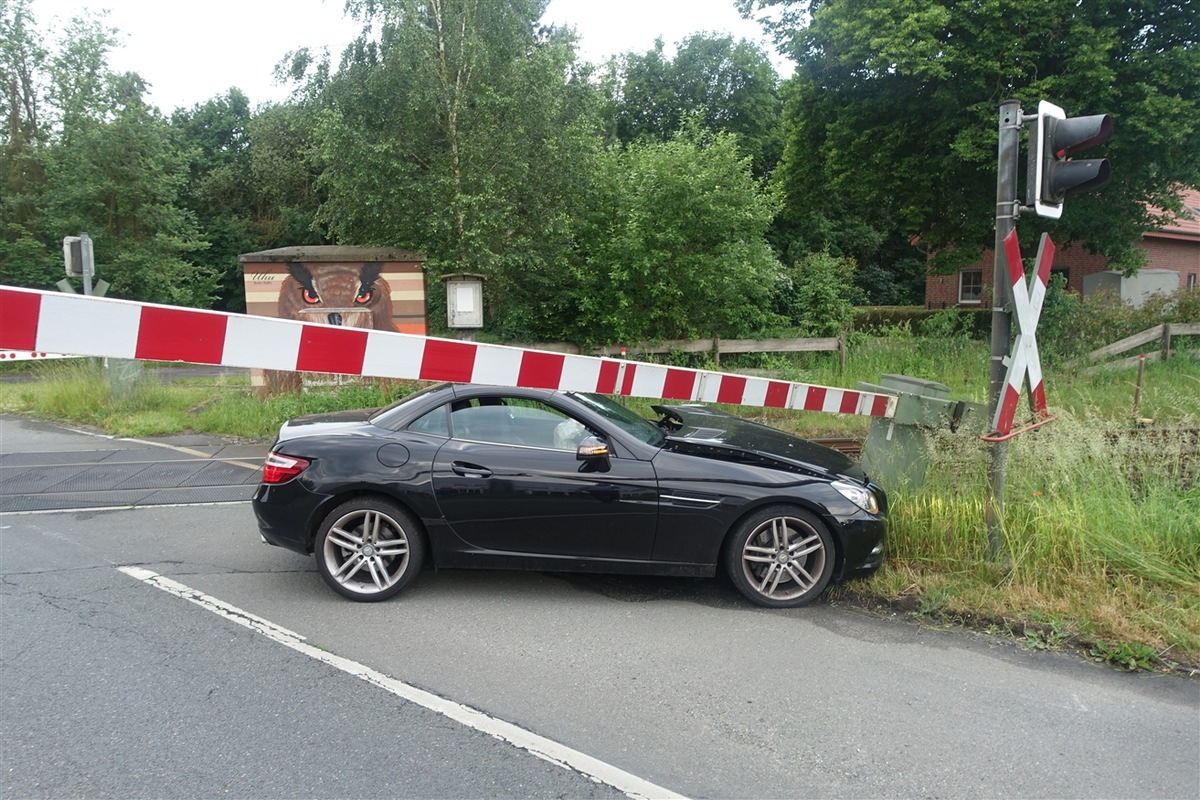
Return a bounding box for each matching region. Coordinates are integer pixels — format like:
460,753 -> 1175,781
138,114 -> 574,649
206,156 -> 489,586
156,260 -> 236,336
739,514 -> 828,603
320,506 -> 413,598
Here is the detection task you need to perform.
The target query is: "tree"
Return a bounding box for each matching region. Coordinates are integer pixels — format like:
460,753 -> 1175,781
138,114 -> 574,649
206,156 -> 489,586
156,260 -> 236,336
1,0 -> 49,282
743,0 -> 1200,274
41,75 -> 214,305
603,33 -> 782,176
172,89 -> 290,310
570,127 -> 782,344
246,101 -> 328,249
0,6 -> 213,306
1,0 -> 44,170
774,251 -> 858,335
289,0 -> 602,339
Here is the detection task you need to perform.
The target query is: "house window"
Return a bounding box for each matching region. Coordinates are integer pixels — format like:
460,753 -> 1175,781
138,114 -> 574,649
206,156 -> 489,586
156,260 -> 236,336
959,270 -> 983,304
1189,273 -> 1197,291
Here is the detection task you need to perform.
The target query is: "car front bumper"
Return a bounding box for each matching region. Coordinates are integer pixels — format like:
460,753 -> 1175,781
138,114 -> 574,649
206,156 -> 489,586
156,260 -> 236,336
833,516 -> 887,582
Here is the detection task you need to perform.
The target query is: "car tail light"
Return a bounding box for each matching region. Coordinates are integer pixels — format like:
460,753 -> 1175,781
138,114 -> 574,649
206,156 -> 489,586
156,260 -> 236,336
261,452 -> 311,484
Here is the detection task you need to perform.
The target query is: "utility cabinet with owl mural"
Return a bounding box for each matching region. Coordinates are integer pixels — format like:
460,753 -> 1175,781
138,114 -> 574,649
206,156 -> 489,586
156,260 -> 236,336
239,245 -> 427,394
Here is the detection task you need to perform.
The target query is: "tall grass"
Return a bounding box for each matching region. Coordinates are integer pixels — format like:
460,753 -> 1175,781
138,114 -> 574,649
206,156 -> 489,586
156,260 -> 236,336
194,380 -> 420,439
2,360 -> 219,437
863,408 -> 1200,659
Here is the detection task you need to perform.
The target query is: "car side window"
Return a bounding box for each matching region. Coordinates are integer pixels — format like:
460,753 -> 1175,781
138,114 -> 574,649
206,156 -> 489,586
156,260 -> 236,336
448,397 -> 594,450
407,405 -> 450,437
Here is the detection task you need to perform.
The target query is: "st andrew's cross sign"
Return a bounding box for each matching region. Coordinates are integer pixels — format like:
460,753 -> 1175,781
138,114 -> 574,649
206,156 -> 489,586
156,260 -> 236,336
986,229 -> 1056,442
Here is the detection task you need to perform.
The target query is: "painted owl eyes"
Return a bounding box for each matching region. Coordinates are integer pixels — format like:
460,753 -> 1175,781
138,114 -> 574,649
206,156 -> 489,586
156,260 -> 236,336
296,284 -> 373,305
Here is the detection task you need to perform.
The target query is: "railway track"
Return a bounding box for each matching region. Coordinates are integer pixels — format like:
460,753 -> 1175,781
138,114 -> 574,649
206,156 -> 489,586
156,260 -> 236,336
810,437 -> 864,458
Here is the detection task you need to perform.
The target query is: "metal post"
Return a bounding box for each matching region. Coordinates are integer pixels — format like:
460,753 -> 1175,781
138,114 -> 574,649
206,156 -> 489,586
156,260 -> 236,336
80,232 -> 94,297
985,100 -> 1022,560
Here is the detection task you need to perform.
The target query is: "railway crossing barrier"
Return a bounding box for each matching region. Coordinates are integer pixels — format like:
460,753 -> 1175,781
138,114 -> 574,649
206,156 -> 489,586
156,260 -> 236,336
0,286 -> 899,419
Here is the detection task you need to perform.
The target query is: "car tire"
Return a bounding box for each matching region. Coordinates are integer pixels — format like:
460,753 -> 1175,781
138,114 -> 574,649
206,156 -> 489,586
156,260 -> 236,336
314,497 -> 426,602
724,505 -> 835,608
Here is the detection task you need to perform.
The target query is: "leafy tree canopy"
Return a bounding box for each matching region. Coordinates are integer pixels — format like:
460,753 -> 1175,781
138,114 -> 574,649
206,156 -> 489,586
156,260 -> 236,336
571,126 -> 782,344
742,0 -> 1200,273
0,1 -> 214,306
775,250 -> 858,336
285,0 -> 600,339
602,33 -> 783,176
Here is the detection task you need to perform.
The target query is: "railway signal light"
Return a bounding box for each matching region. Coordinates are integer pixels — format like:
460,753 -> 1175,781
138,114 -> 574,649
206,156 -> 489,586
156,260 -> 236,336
1031,100 -> 1113,219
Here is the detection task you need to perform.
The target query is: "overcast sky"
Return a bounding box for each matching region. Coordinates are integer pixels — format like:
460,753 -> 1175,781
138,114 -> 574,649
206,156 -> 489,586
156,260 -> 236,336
28,0 -> 792,113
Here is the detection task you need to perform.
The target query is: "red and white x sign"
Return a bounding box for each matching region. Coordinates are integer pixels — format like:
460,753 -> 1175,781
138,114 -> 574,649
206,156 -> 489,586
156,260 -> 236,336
991,229 -> 1055,438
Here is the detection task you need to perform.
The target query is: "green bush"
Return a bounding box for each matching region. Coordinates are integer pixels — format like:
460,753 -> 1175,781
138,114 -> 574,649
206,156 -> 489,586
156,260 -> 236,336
776,251 -> 858,336
1045,287 -> 1200,360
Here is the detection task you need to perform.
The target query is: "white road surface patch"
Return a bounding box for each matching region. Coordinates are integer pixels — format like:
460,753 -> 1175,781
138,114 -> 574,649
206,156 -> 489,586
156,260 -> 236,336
118,566 -> 687,800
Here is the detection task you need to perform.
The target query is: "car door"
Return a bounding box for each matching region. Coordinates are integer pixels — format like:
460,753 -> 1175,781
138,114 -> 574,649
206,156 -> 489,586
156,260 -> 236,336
429,397 -> 659,560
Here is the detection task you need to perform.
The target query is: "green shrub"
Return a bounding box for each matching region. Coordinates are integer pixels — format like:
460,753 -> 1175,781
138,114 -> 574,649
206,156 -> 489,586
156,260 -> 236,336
1049,287 -> 1200,360
1036,273 -> 1082,363
776,251 -> 858,336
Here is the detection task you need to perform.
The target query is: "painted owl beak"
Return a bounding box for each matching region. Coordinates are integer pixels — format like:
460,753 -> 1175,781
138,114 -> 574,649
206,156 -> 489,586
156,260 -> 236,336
295,307 -> 374,328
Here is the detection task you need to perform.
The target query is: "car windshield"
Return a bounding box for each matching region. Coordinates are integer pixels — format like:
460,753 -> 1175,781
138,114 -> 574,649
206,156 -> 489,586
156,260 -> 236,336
569,392 -> 666,447
368,383 -> 449,425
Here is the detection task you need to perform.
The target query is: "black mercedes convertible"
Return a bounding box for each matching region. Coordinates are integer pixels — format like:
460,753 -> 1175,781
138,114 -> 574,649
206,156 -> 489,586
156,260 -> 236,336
252,382 -> 887,607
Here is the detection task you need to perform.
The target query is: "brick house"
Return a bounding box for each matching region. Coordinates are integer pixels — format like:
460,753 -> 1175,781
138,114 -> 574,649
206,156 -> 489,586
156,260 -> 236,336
925,186 -> 1200,308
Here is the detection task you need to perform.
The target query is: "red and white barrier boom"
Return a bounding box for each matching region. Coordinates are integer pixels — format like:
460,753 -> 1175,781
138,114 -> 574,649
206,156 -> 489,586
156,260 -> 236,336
986,230 -> 1055,441
0,349 -> 72,362
0,286 -> 897,418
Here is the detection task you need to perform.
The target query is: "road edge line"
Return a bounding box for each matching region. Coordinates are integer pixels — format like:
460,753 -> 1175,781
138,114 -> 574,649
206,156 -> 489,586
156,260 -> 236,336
117,567 -> 688,800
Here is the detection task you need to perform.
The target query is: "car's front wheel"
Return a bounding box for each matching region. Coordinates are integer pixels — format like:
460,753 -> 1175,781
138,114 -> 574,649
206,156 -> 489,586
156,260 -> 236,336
314,497 -> 425,602
725,506 -> 835,608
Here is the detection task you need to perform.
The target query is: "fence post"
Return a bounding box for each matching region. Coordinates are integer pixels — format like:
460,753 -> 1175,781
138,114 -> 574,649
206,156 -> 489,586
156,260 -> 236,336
1134,354 -> 1147,418
1163,323 -> 1172,361
838,331 -> 846,373
713,337 -> 721,368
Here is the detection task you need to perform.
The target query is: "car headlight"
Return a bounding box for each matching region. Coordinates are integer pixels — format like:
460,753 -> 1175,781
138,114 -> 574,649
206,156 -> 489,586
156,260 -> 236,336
831,480 -> 880,514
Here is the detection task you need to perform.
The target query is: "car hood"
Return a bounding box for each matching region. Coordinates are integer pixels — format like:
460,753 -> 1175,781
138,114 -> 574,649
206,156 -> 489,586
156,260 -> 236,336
654,404 -> 868,482
275,407 -> 381,443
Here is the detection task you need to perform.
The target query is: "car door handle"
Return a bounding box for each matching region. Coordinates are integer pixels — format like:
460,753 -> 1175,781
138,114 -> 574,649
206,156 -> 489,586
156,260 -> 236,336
451,462 -> 492,479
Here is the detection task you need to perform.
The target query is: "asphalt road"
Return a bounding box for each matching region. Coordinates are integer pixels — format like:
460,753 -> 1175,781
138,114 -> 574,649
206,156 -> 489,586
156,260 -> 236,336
2,415 -> 1198,799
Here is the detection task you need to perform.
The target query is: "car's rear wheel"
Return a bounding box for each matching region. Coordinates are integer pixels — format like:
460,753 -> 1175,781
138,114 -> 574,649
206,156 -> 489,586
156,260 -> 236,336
725,506 -> 835,608
314,497 -> 425,602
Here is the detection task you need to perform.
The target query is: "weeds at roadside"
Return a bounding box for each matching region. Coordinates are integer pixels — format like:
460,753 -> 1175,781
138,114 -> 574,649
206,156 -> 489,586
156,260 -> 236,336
1022,622 -> 1073,652
1089,641 -> 1162,672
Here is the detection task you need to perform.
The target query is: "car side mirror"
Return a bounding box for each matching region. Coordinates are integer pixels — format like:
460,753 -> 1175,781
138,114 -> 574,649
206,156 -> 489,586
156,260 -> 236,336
576,436 -> 610,462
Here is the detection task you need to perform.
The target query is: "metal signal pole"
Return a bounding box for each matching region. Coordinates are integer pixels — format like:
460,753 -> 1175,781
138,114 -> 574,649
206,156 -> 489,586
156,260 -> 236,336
985,100 -> 1023,559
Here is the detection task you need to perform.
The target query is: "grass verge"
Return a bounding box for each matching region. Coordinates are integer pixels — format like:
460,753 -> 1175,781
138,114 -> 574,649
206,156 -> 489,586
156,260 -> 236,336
842,411 -> 1199,672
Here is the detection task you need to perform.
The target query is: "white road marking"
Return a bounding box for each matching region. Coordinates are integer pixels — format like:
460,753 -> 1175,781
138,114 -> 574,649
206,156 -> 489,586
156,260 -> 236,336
50,424 -> 262,471
116,436 -> 263,471
117,567 -> 688,800
5,501 -> 250,516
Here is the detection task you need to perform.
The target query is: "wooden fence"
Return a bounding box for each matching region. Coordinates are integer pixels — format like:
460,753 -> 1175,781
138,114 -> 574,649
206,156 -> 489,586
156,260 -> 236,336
1082,322 -> 1200,372
518,334 -> 847,371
